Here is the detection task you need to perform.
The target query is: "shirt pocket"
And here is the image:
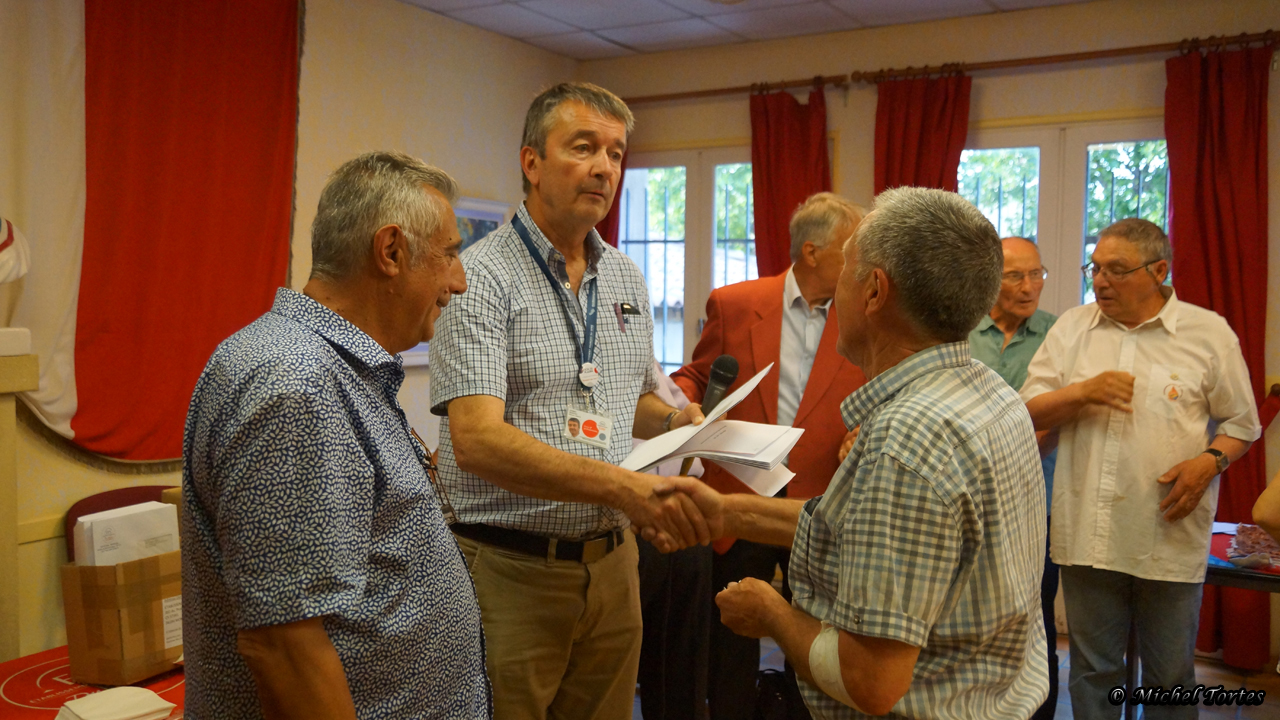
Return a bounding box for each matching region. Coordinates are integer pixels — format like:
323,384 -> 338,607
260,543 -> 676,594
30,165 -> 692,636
598,297 -> 653,369
1144,364 -> 1201,420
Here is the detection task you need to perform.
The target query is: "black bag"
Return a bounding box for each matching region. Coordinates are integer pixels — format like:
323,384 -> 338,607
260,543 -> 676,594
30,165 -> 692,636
755,669 -> 811,720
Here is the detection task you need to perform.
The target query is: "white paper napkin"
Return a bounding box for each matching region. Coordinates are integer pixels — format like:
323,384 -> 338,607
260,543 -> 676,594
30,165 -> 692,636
55,687 -> 175,720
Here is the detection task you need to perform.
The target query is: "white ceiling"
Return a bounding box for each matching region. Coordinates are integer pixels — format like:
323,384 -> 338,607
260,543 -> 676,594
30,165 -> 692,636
400,0 -> 1093,60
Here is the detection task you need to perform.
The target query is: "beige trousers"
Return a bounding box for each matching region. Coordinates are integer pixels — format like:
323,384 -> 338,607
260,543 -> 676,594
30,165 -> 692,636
456,533 -> 643,720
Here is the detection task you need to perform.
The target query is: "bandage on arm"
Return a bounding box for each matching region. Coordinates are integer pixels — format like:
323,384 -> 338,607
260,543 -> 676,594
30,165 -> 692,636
808,622 -> 859,709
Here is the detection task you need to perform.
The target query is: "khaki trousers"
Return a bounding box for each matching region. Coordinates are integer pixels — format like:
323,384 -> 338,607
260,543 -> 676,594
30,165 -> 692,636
456,532 -> 643,720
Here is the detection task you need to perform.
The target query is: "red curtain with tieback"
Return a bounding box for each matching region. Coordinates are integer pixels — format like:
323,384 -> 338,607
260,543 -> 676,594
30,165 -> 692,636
595,152 -> 629,248
750,87 -> 831,278
1165,44 -> 1273,671
873,74 -> 971,194
77,0 -> 298,459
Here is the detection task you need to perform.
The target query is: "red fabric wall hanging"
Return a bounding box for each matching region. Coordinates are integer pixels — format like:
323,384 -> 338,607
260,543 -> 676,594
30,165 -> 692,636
78,0 -> 299,459
873,74 -> 971,194
750,88 -> 831,278
1165,44 -> 1273,671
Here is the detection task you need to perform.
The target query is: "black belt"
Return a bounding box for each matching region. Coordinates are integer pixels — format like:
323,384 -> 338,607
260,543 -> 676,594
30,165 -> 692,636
451,523 -> 626,564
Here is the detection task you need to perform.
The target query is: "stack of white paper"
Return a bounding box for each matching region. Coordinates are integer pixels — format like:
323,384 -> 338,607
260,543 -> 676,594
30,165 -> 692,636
623,364 -> 803,497
670,420 -> 804,470
55,687 -> 176,720
74,501 -> 178,566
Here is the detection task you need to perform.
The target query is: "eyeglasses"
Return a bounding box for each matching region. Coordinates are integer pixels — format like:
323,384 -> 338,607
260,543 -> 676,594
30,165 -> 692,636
1001,268 -> 1048,285
1080,259 -> 1161,282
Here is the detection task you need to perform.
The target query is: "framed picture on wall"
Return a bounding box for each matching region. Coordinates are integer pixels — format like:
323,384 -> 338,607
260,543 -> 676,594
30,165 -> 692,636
401,196 -> 515,367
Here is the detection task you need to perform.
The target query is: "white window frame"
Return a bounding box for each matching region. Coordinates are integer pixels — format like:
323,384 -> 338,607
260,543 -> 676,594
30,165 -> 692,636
625,145 -> 751,365
965,117 -> 1166,316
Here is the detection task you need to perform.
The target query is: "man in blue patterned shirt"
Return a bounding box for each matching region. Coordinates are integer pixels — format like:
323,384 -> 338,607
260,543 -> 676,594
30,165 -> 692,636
677,187 -> 1049,719
182,151 -> 487,719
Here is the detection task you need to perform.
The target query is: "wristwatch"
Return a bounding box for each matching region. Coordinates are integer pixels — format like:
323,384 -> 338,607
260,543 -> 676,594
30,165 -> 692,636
1204,448 -> 1229,474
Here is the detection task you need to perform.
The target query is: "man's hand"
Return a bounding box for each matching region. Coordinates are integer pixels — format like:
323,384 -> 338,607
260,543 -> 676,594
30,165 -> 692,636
1077,371 -> 1135,412
669,403 -> 706,431
659,476 -> 726,540
838,426 -> 861,462
237,618 -> 356,720
716,577 -> 790,639
1158,453 -> 1219,522
1035,428 -> 1059,459
624,474 -> 711,552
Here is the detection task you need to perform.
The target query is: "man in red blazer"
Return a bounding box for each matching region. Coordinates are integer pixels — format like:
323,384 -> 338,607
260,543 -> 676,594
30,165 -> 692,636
672,192 -> 866,720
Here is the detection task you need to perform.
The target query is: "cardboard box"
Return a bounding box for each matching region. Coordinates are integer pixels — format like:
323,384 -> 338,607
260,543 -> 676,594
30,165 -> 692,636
60,550 -> 183,686
159,487 -> 182,517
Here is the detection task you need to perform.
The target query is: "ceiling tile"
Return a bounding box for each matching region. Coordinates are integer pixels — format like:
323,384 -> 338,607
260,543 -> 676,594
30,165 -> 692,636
447,3 -> 577,38
829,0 -> 991,27
706,2 -> 862,41
397,0 -> 504,12
597,18 -> 743,52
659,0 -> 816,17
522,31 -> 637,59
517,0 -> 691,31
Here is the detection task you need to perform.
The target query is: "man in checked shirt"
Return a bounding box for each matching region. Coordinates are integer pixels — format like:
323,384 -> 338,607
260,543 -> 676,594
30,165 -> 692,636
428,82 -> 712,720
675,187 -> 1050,719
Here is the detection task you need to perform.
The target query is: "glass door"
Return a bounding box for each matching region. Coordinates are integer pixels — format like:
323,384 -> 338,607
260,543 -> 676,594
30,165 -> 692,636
617,166 -> 687,374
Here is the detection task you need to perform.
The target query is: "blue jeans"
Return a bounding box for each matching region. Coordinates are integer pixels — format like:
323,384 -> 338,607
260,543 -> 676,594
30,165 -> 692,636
1060,565 -> 1204,720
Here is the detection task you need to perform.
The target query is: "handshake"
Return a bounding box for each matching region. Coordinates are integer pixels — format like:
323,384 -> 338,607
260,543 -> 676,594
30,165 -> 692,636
624,475 -> 728,553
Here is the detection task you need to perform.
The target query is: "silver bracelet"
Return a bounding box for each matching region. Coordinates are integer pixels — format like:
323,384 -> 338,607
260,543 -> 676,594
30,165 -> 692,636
662,409 -> 679,432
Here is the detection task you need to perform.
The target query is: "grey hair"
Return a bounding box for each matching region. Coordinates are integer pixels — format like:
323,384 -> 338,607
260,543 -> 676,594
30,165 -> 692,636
789,192 -> 866,262
310,151 -> 459,282
1099,218 -> 1171,263
855,187 -> 1001,342
521,82 -> 634,194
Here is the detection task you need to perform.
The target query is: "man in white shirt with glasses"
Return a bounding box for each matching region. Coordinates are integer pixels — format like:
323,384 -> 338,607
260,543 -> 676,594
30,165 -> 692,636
1021,218 -> 1259,720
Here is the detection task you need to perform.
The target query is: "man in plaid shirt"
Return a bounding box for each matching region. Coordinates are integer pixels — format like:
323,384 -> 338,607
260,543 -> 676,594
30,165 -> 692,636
678,187 -> 1049,719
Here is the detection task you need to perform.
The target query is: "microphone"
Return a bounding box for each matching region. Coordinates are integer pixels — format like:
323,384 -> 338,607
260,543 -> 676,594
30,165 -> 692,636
701,354 -> 739,418
678,355 -> 739,476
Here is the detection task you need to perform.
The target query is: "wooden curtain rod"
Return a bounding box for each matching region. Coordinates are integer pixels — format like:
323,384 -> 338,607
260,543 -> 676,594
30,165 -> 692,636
623,29 -> 1276,105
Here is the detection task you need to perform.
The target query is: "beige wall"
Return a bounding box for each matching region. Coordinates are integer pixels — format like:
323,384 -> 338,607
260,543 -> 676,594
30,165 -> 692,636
581,0 -> 1280,656
14,0 -> 1280,660
14,0 -> 574,655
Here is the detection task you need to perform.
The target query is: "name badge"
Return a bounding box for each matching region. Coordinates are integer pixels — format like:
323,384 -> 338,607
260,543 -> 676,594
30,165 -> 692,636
565,406 -> 613,450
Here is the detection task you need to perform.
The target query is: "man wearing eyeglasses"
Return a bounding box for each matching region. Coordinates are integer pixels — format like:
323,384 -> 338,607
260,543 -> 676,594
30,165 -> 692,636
1020,218 -> 1260,720
968,236 -> 1059,720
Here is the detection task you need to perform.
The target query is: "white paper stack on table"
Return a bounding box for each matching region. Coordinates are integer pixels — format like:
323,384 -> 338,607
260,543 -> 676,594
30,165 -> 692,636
55,686 -> 176,720
622,363 -> 803,497
74,501 -> 179,566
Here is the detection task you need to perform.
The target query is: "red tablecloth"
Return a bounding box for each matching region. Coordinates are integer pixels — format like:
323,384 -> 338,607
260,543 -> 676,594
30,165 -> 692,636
0,646 -> 184,718
1209,532 -> 1280,575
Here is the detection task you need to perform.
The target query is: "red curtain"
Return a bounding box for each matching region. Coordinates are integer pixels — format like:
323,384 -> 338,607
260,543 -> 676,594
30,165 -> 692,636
873,75 -> 971,195
1166,45 -> 1273,671
595,152 -> 629,247
750,89 -> 831,278
78,0 -> 299,459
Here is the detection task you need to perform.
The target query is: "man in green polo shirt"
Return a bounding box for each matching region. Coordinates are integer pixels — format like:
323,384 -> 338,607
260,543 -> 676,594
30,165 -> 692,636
968,235 -> 1059,720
